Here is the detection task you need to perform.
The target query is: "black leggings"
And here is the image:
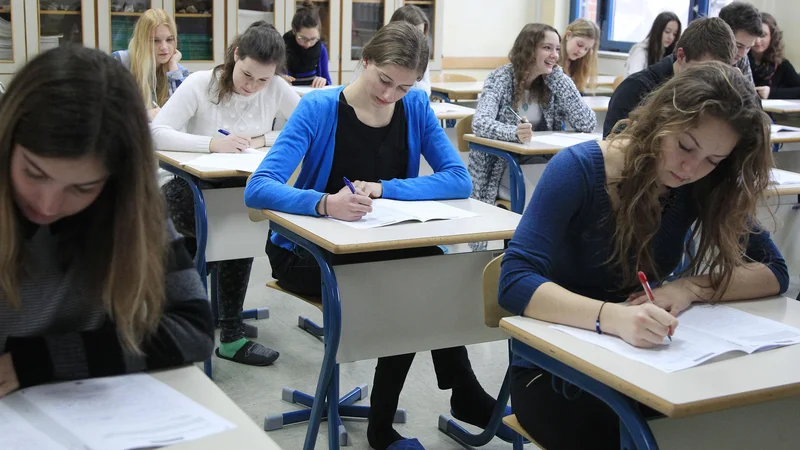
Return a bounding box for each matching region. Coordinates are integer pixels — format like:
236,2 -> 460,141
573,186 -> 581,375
163,177 -> 253,343
510,365 -> 661,450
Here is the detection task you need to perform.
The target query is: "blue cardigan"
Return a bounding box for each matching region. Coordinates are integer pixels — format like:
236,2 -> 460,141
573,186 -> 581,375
244,87 -> 472,250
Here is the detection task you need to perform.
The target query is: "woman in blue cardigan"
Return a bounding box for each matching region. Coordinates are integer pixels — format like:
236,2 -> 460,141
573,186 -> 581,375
245,21 -> 494,450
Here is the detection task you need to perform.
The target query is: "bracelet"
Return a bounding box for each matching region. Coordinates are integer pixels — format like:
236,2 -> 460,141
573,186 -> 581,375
595,301 -> 608,335
322,194 -> 329,216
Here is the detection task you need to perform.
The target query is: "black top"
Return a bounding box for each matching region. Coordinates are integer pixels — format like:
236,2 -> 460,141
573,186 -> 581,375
283,30 -> 322,85
325,91 -> 408,194
603,55 -> 675,138
750,55 -> 800,99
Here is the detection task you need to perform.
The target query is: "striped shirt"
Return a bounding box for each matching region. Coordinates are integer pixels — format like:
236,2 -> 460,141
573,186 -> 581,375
1,216 -> 214,388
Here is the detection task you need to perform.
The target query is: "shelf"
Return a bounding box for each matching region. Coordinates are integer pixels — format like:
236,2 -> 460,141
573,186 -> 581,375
174,13 -> 212,18
404,1 -> 434,4
0,7 -> 11,13
352,0 -> 383,3
39,10 -> 81,15
110,12 -> 143,17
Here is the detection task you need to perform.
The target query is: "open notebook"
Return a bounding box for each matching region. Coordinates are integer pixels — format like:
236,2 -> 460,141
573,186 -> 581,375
182,147 -> 268,173
333,199 -> 478,230
0,373 -> 234,450
552,304 -> 800,373
528,132 -> 602,148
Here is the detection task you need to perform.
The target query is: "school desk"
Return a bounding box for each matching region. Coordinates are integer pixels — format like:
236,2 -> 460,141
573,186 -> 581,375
259,199 -> 520,449
157,151 -> 272,377
430,81 -> 485,102
762,99 -> 800,114
429,101 -> 476,120
501,296 -> 800,450
154,366 -> 283,450
582,95 -> 610,112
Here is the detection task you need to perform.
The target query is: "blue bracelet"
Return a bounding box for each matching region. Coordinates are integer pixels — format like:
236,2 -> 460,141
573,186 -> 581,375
595,301 -> 608,334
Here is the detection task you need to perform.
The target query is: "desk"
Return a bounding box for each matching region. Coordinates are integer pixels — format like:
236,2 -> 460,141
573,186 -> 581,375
293,85 -> 342,97
430,81 -> 485,102
501,296 -> 800,449
464,132 -> 594,213
155,366 -> 282,449
596,75 -> 617,88
430,101 -> 476,120
762,99 -> 800,114
261,199 -> 520,449
582,95 -> 610,112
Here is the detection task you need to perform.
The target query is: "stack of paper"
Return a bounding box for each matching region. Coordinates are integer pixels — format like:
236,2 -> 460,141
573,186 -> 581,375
529,132 -> 602,147
182,148 -> 268,173
334,199 -> 478,229
770,168 -> 800,185
0,373 -> 235,450
552,304 -> 800,372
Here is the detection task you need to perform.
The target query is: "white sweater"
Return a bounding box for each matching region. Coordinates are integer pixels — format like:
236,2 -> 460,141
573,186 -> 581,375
151,69 -> 300,152
625,40 -> 650,77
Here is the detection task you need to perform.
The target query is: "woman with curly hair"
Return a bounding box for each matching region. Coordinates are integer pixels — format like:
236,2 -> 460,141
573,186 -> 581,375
500,61 -> 788,450
749,12 -> 800,99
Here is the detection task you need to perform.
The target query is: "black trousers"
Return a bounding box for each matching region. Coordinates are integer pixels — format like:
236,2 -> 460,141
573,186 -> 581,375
266,237 -> 480,420
510,365 -> 661,450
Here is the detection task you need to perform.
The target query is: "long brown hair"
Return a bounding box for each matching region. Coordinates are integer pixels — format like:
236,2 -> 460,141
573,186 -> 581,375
758,12 -> 784,65
645,12 -> 681,66
559,19 -> 599,92
509,23 -> 559,109
128,8 -> 179,107
607,62 -> 771,296
0,45 -> 167,352
211,21 -> 285,104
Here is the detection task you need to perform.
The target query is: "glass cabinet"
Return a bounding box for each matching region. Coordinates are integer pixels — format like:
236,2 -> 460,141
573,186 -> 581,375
25,0 -> 95,58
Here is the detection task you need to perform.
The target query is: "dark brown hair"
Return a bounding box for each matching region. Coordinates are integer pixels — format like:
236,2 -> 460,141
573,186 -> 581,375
361,21 -> 429,80
719,1 -> 764,37
390,4 -> 429,36
509,23 -> 560,108
645,12 -> 681,66
673,17 -> 736,64
608,61 -> 771,297
211,21 -> 285,104
292,0 -> 321,32
758,12 -> 783,65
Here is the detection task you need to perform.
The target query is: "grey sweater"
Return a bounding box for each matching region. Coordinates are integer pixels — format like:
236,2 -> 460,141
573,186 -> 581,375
468,64 -> 597,205
1,216 -> 214,388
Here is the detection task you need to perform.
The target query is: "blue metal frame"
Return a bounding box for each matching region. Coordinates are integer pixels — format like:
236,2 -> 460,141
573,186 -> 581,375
509,338 -> 659,449
469,142 -> 525,214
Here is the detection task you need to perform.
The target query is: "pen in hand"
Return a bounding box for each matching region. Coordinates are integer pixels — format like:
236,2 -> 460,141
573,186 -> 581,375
343,177 -> 357,194
637,271 -> 673,341
506,106 -> 528,123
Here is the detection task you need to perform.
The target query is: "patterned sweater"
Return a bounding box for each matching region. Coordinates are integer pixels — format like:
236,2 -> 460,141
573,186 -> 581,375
1,216 -> 214,388
469,64 -> 597,206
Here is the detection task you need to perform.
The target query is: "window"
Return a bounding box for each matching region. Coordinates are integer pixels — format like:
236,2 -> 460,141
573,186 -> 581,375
570,0 -> 730,52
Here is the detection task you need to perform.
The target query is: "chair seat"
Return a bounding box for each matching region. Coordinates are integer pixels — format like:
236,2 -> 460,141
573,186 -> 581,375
495,199 -> 512,211
502,414 -> 546,449
266,281 -> 322,311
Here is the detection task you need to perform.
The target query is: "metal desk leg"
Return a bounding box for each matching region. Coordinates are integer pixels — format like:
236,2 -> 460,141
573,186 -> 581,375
430,91 -> 456,127
510,339 -> 659,450
469,143 -> 526,214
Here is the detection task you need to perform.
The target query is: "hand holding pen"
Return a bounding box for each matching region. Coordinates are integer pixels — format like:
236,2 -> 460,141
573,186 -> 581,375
323,177 -> 373,221
637,271 -> 674,341
507,106 -> 533,143
209,128 -> 251,153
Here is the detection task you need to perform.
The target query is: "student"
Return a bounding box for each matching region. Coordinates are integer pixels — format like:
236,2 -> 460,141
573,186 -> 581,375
604,17 -> 736,138
112,8 -> 189,122
283,0 -> 331,88
625,12 -> 681,77
244,22 -> 494,450
350,4 -> 432,96
719,1 -> 764,85
470,23 -> 596,208
559,18 -> 600,93
501,62 -> 788,450
0,45 -> 214,397
152,22 -> 299,367
749,12 -> 800,99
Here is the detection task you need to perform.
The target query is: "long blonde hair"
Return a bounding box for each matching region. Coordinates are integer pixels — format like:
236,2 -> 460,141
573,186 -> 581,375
559,19 -> 599,92
607,62 -> 772,296
129,9 -> 179,107
0,46 -> 168,352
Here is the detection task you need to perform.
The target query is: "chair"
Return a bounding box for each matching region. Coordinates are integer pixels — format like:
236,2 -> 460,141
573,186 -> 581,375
612,75 -> 624,91
455,114 -> 473,153
430,73 -> 478,83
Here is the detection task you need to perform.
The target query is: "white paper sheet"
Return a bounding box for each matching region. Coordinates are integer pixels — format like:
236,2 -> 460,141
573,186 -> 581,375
762,99 -> 799,108
182,150 -> 268,173
770,168 -> 800,185
0,402 -> 67,450
333,199 -> 478,230
18,373 -> 235,450
770,123 -> 800,133
529,133 -> 602,148
677,304 -> 800,350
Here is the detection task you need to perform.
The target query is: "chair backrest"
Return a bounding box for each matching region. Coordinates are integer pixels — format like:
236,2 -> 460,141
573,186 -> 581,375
246,163 -> 302,223
430,73 -> 478,83
612,75 -> 624,91
483,254 -> 514,327
455,114 -> 474,153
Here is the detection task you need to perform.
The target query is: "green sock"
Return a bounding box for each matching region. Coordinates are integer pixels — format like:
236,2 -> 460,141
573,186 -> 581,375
218,338 -> 248,358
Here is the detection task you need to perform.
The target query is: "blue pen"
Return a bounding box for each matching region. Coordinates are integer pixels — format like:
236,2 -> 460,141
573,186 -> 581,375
217,129 -> 230,136
343,177 -> 356,194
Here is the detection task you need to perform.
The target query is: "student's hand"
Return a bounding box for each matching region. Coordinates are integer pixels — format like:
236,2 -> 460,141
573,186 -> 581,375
281,74 -> 296,84
209,134 -> 251,153
353,180 -> 382,198
311,77 -> 328,88
756,86 -> 770,99
0,353 -> 19,397
326,186 -> 373,221
168,49 -> 182,72
517,121 -> 533,143
606,303 -> 678,348
147,107 -> 161,122
628,278 -> 703,317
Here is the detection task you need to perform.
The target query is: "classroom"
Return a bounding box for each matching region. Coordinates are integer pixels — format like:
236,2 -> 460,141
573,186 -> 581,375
3,0 -> 800,449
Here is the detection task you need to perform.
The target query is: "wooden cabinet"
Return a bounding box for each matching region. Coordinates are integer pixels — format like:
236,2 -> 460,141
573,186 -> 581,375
0,0 -> 28,78
24,0 -> 95,59
340,0 -> 390,80
285,0 -> 340,84
225,0 -> 286,47
397,0 -> 441,71
96,0 -> 163,54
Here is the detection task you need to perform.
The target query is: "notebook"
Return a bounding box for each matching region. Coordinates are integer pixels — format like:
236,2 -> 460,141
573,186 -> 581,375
0,373 -> 235,450
528,132 -> 602,148
552,304 -> 800,373
182,148 -> 268,173
333,199 -> 478,230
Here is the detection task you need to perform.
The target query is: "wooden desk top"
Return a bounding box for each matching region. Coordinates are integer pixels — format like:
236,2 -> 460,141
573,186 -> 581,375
430,102 -> 476,120
464,132 -> 596,155
767,184 -> 800,196
595,75 -> 617,87
762,99 -> 800,114
582,95 -> 610,112
262,198 -> 520,254
156,150 -> 267,179
430,81 -> 485,95
501,296 -> 800,419
154,366 -> 282,449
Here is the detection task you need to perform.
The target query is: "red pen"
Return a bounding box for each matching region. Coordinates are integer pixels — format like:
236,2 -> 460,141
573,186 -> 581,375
637,271 -> 673,341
